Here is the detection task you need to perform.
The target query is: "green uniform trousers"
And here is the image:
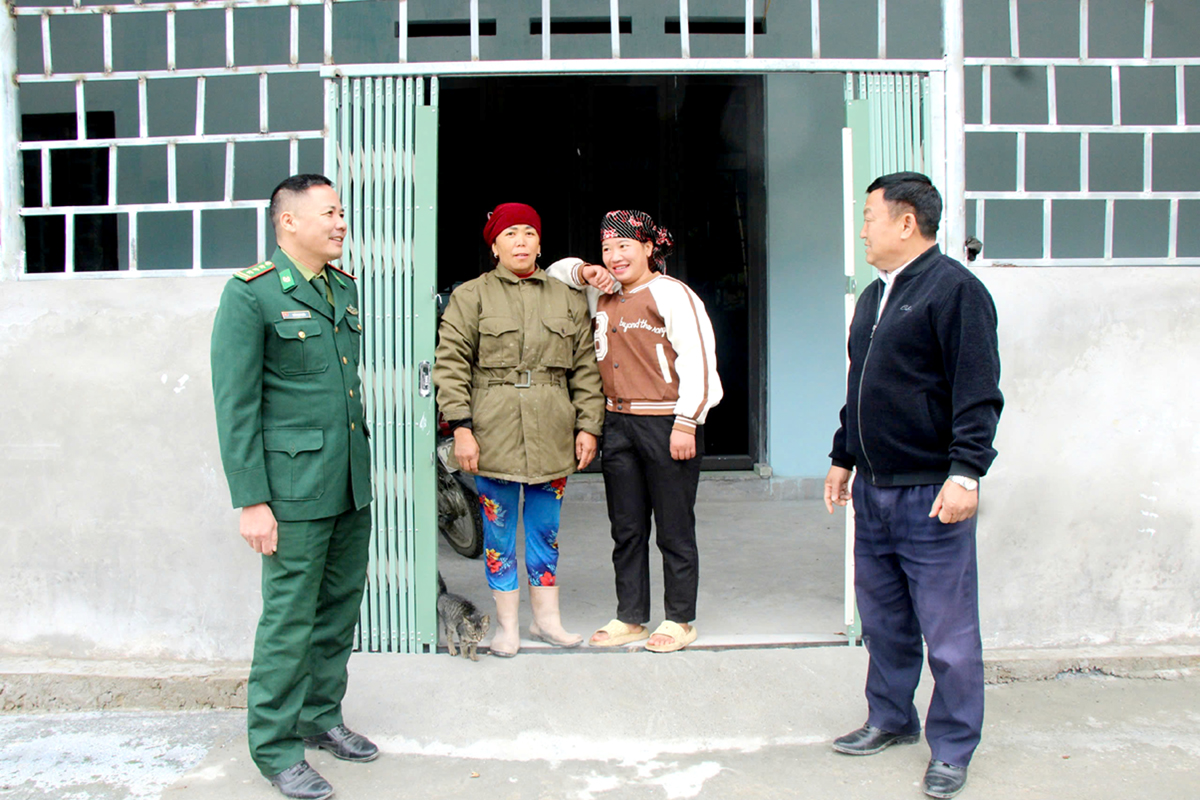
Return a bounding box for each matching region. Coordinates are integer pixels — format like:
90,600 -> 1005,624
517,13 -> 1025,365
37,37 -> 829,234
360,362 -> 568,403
247,504 -> 372,776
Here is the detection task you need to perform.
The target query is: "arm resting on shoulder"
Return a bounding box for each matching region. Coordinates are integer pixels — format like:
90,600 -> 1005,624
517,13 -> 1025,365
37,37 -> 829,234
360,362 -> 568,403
546,257 -> 608,311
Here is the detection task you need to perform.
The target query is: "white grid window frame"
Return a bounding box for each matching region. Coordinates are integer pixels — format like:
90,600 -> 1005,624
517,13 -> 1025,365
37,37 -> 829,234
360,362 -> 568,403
8,0 -> 344,278
964,0 -> 1200,266
15,1 -> 1195,276
3,0 -> 953,280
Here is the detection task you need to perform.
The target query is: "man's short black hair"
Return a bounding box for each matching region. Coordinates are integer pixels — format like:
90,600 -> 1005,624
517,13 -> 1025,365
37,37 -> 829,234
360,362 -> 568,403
866,171 -> 942,239
269,173 -> 334,228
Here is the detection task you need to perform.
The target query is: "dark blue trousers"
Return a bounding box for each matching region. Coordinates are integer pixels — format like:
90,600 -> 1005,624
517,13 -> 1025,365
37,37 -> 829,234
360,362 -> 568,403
853,479 -> 985,768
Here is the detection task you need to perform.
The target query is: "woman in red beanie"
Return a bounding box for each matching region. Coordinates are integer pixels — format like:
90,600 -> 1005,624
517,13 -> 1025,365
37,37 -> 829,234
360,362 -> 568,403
432,203 -> 605,657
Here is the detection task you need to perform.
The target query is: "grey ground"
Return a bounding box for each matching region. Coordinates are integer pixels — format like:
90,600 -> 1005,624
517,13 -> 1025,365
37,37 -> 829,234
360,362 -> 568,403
2,495 -> 1198,799
2,650 -> 1198,800
437,494 -> 847,646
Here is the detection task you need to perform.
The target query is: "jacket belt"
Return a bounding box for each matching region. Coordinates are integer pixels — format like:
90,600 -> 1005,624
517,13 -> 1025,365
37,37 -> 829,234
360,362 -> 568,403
473,369 -> 565,388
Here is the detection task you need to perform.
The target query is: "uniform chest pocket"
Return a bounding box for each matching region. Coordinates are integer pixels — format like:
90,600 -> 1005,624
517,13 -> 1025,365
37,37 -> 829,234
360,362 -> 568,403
478,317 -> 521,368
541,317 -> 573,369
273,319 -> 329,375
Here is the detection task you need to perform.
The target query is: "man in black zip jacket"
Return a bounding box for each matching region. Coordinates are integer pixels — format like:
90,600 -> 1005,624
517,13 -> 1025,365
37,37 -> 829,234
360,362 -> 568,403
825,172 -> 1003,800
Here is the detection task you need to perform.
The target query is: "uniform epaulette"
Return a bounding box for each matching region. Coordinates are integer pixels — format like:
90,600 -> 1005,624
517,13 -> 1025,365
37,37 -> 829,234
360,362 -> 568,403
327,263 -> 357,280
234,261 -> 276,282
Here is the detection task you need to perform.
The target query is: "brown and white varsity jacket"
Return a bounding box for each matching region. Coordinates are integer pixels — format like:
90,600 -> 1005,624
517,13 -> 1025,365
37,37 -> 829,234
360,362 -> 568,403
548,258 -> 723,434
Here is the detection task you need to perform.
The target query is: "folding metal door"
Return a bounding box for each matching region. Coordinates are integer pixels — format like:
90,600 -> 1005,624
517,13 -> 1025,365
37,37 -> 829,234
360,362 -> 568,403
328,76 -> 439,653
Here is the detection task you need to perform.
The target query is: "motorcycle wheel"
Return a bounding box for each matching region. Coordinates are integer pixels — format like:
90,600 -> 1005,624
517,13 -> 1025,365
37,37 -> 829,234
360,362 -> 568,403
437,468 -> 484,558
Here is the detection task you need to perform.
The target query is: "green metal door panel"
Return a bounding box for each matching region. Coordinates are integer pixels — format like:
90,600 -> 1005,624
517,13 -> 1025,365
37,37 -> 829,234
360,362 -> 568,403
330,74 -> 439,654
844,74 -> 933,301
410,79 -> 440,651
845,99 -> 874,301
842,72 -> 933,645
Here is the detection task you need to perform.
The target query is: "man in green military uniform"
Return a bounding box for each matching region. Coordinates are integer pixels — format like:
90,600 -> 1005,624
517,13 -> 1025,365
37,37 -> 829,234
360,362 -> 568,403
211,174 -> 376,800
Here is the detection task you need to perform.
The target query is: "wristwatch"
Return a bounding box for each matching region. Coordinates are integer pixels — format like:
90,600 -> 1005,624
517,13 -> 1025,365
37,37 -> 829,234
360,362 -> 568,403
948,475 -> 978,492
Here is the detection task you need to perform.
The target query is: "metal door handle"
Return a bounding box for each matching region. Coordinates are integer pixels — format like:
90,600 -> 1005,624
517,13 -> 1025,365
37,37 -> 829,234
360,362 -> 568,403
418,361 -> 432,397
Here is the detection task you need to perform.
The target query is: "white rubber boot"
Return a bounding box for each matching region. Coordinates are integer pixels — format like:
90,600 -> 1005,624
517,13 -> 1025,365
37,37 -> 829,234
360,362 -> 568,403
528,585 -> 583,648
489,589 -> 521,657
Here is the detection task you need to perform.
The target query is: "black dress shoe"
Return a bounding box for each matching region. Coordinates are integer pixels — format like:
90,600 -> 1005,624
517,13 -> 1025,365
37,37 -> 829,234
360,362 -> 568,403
924,759 -> 968,799
303,724 -> 380,762
268,760 -> 333,800
831,723 -> 921,755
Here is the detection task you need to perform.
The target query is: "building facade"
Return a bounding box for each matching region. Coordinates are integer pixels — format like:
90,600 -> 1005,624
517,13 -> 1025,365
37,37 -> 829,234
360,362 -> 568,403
1,0 -> 1198,660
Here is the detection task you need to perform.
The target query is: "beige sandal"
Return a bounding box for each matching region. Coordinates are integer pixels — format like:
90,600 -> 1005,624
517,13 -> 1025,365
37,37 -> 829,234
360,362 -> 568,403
589,619 -> 650,647
644,620 -> 698,653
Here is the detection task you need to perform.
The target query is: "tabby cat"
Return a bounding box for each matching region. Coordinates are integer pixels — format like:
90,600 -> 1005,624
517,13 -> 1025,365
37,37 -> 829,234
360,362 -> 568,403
437,573 -> 490,661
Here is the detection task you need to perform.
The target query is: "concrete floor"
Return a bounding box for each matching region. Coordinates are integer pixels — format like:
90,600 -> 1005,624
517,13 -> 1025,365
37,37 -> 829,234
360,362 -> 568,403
2,649 -> 1197,800
436,496 -> 848,648
6,490 -> 1194,799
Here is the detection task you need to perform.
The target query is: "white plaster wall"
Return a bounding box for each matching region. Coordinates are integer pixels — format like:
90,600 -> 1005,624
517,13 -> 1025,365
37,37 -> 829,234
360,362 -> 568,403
0,276 -> 257,661
1,268 -> 1198,661
977,268 -> 1200,648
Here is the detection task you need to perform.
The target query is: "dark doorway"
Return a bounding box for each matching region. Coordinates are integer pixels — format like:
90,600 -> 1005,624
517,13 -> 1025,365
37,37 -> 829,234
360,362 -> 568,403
22,112 -> 119,274
437,76 -> 766,469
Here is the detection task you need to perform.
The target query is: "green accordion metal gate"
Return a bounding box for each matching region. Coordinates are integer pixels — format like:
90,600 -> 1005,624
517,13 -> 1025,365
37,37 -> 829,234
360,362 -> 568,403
328,75 -> 440,653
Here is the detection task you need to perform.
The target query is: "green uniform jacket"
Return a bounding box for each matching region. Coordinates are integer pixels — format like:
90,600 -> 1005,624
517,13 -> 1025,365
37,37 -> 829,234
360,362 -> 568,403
433,265 -> 604,484
211,248 -> 373,522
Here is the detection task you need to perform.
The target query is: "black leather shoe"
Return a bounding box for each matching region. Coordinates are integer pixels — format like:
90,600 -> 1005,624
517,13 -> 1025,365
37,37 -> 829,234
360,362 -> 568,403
303,724 -> 380,762
267,760 -> 333,800
831,723 -> 921,755
924,759 -> 968,798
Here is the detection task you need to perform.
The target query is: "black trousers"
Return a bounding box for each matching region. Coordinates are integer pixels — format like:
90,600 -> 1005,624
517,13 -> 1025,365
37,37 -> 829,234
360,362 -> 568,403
601,412 -> 703,625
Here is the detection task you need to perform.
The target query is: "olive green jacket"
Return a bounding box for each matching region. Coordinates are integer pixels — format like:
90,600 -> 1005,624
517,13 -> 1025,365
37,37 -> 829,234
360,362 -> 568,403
433,265 -> 604,484
211,248 -> 373,522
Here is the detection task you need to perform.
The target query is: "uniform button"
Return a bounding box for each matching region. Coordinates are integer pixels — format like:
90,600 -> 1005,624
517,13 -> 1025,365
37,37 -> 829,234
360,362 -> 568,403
334,325 -> 339,333
342,357 -> 348,364
620,298 -> 626,303
614,363 -> 619,368
298,330 -> 306,340
357,323 -> 362,331
611,327 -> 617,333
349,390 -> 354,398
351,422 -> 356,431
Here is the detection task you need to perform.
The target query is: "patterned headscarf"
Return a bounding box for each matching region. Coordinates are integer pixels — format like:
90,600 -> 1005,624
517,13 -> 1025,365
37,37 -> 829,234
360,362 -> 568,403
600,210 -> 674,273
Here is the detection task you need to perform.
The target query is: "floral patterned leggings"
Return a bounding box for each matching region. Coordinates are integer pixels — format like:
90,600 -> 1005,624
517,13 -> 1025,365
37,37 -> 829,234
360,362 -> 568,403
475,476 -> 568,592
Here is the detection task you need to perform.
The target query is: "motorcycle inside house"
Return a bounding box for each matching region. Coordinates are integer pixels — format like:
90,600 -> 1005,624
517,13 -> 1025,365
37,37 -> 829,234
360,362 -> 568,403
434,287 -> 485,560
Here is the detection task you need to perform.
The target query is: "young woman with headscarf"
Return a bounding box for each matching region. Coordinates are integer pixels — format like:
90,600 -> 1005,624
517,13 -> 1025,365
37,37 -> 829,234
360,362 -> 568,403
433,203 -> 605,657
548,210 -> 723,653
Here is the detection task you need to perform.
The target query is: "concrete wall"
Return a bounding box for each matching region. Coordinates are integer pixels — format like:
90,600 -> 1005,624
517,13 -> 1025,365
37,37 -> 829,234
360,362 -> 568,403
0,277 -> 258,661
3,267 -> 1197,660
977,268 -> 1200,647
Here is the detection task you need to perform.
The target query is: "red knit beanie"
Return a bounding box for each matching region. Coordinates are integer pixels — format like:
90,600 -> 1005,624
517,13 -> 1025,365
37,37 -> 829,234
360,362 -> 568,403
483,203 -> 542,246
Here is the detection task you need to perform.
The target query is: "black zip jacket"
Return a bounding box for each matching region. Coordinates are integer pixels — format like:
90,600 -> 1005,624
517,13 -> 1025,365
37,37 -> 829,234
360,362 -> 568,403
830,245 -> 1003,486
